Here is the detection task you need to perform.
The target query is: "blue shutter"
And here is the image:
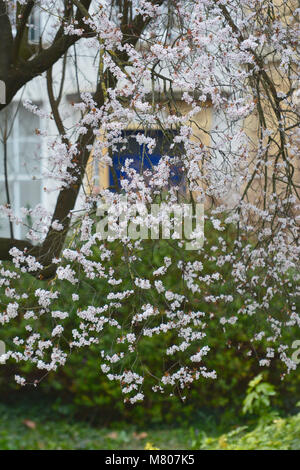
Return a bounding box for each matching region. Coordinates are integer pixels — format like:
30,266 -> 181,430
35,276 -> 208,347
109,129 -> 184,191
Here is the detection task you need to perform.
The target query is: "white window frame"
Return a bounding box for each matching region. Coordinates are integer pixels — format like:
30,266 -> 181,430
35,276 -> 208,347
0,102 -> 45,239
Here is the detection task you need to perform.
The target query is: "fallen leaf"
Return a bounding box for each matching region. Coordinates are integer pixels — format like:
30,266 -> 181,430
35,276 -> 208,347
133,432 -> 148,440
106,432 -> 118,439
23,419 -> 36,430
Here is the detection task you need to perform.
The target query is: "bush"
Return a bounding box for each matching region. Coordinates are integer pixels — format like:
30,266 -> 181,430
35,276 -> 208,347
0,221 -> 299,426
192,411 -> 300,450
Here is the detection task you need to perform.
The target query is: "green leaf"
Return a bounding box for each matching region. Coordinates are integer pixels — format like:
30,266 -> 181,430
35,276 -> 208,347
248,374 -> 263,390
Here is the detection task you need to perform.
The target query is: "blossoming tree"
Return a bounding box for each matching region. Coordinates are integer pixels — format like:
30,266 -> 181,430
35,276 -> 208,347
0,0 -> 299,403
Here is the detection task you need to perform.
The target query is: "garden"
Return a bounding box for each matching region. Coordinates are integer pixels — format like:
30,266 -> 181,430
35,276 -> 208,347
0,0 -> 299,452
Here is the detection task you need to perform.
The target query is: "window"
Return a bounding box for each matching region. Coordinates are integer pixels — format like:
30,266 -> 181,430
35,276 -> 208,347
109,129 -> 185,192
28,7 -> 41,44
0,103 -> 43,239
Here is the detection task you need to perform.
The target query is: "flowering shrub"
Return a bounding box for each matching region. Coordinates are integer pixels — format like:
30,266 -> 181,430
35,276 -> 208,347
1,226 -> 298,423
0,0 -> 299,406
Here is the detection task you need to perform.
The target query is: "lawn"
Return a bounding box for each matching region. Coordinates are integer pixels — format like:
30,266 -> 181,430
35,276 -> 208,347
0,402 -> 190,450
0,402 -> 299,450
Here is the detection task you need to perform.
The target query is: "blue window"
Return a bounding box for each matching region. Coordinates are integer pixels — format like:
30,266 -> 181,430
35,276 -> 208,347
109,129 -> 185,192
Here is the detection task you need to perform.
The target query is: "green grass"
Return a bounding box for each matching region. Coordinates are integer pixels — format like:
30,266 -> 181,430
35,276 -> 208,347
0,402 -> 191,450
0,402 -> 299,450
